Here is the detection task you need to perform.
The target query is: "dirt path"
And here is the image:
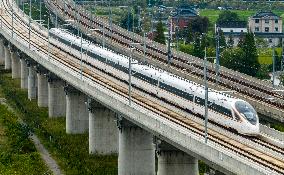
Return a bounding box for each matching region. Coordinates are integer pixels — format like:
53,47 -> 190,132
0,98 -> 63,175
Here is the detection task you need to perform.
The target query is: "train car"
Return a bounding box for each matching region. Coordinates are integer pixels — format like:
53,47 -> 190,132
49,28 -> 260,135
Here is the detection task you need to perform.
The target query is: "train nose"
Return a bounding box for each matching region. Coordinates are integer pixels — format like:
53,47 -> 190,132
250,124 -> 260,135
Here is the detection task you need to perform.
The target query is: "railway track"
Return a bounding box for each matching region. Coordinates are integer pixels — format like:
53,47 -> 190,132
1,1 -> 284,174
44,0 -> 284,119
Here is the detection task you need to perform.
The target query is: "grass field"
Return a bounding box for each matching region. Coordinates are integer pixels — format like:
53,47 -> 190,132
0,105 -> 51,175
0,71 -> 118,174
258,47 -> 282,65
200,9 -> 284,27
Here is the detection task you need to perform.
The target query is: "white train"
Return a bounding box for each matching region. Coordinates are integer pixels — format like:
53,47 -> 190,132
50,28 -> 260,135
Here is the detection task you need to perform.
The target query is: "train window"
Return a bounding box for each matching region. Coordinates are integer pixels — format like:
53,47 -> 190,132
235,101 -> 257,125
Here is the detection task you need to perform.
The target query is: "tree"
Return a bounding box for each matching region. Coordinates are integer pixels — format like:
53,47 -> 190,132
268,50 -> 282,72
193,36 -> 203,58
216,11 -> 240,24
192,34 -> 209,58
280,74 -> 284,86
185,23 -> 193,43
237,31 -> 245,47
120,12 -> 138,32
191,16 -> 209,34
220,32 -> 261,77
255,37 -> 269,48
220,47 -> 245,71
179,43 -> 194,55
181,17 -> 209,43
154,21 -> 166,44
256,64 -> 270,79
239,32 -> 260,76
227,32 -> 234,48
219,30 -> 227,51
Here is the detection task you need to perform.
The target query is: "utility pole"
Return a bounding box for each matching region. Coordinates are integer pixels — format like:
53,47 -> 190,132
128,48 -> 134,105
64,0 -> 67,19
108,0 -> 113,40
74,1 -> 79,36
273,46 -> 275,88
167,17 -> 172,65
80,31 -> 83,80
150,13 -> 154,34
215,26 -> 220,85
103,24 -> 105,48
28,0 -> 31,49
137,6 -> 141,32
47,12 -> 50,60
204,47 -> 209,144
132,1 -> 135,38
39,0 -> 42,25
55,11 -> 58,28
281,38 -> 284,71
127,7 -> 130,32
176,9 -> 180,51
12,2 -> 14,38
17,0 -> 19,12
143,31 -> 146,64
22,1 -> 25,16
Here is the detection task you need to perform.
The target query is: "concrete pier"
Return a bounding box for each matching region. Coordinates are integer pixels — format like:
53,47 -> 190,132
37,73 -> 48,107
47,75 -> 66,117
65,85 -> 89,134
28,65 -> 37,100
11,51 -> 21,79
157,142 -> 198,175
118,119 -> 155,175
0,39 -> 5,65
87,99 -> 118,155
4,46 -> 11,70
20,58 -> 28,89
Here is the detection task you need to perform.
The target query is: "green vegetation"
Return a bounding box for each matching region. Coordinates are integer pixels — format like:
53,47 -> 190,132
221,32 -> 260,77
216,10 -> 241,24
200,9 -> 284,26
22,3 -> 50,23
120,11 -> 139,32
258,47 -> 282,65
0,71 -> 117,174
199,160 -> 210,175
271,123 -> 284,132
0,104 -> 51,174
280,74 -> 284,86
154,20 -> 166,44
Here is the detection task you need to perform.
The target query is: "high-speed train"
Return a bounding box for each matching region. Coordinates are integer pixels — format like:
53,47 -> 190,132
50,28 -> 259,135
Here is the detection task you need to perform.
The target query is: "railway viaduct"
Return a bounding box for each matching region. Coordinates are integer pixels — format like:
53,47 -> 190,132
44,0 -> 284,124
0,0 -> 283,174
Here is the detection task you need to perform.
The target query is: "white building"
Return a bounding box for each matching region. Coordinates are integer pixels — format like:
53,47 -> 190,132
249,11 -> 284,47
215,21 -> 247,47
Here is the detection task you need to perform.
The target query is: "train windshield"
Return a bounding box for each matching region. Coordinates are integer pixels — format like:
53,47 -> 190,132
235,101 -> 257,125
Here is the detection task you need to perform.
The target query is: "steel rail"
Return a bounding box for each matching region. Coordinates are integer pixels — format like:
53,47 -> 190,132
2,1 -> 284,174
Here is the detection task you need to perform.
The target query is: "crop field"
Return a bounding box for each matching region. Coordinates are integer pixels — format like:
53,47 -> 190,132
258,47 -> 282,65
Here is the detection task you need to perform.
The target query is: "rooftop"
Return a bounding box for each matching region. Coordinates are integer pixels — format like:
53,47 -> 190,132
251,11 -> 280,19
217,21 -> 247,28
